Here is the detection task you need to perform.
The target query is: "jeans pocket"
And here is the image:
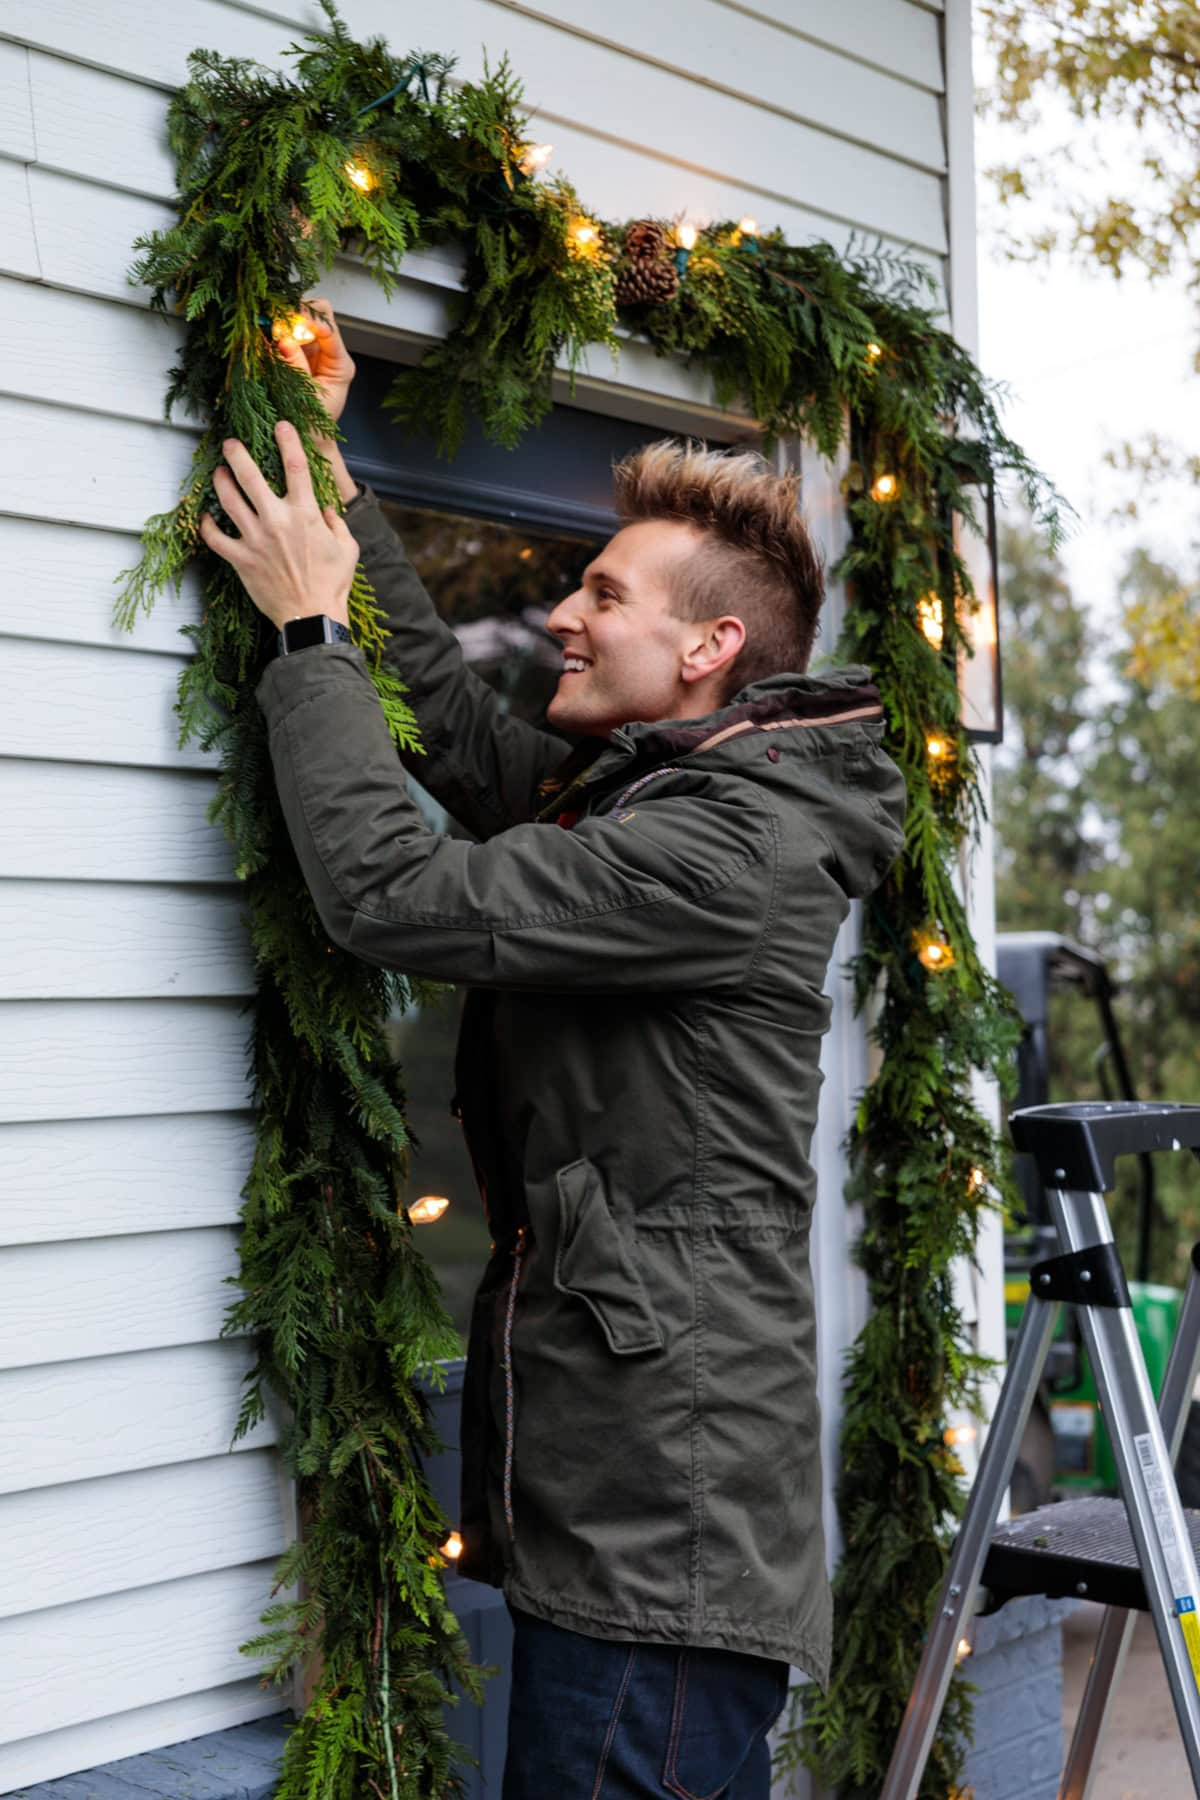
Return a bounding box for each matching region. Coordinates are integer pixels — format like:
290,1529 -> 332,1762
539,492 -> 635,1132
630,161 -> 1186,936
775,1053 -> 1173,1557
662,1648 -> 788,1800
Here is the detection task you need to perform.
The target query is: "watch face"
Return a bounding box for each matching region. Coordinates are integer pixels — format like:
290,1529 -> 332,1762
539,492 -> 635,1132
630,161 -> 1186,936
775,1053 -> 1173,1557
283,615 -> 330,652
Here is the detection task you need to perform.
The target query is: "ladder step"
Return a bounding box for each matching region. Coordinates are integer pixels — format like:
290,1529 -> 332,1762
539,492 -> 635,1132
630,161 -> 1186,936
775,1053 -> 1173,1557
984,1498 -> 1200,1613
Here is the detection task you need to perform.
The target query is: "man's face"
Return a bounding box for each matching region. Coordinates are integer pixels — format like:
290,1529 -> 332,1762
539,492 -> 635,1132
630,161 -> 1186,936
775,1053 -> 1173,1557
544,519 -> 713,735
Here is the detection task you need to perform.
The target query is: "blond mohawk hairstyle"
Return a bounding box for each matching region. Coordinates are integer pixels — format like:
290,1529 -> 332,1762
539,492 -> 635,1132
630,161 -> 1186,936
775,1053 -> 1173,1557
611,439 -> 825,699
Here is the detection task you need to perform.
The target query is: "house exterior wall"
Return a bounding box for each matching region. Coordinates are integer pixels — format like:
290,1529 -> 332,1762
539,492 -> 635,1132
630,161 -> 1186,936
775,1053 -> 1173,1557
0,0 -> 978,1788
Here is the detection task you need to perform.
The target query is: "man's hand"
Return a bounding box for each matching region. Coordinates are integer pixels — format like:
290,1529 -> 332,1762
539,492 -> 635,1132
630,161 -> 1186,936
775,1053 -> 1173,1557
199,419 -> 359,631
272,299 -> 359,506
274,298 -> 356,427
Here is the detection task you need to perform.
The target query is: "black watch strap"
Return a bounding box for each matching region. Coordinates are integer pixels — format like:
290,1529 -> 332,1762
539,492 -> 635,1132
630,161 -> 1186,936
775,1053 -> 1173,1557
276,615 -> 353,657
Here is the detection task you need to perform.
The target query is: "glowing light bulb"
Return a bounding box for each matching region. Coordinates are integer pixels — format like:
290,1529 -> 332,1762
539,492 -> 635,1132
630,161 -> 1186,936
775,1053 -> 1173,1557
956,1636 -> 973,1663
270,314 -> 316,345
738,215 -> 758,237
866,340 -> 884,362
676,223 -> 698,250
969,1166 -> 987,1192
441,1531 -> 464,1560
569,218 -> 598,248
519,546 -> 534,560
943,1424 -> 978,1447
914,930 -> 955,972
870,472 -> 899,503
519,142 -> 554,175
408,1194 -> 450,1225
926,734 -> 950,761
917,593 -> 944,648
344,159 -> 376,193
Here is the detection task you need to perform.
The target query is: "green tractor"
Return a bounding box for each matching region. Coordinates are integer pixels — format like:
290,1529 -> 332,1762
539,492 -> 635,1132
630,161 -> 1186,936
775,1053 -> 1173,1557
998,931 -> 1200,1511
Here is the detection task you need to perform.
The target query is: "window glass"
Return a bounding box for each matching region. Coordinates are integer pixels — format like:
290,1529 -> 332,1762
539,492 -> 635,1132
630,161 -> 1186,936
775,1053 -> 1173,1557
380,501 -> 603,1342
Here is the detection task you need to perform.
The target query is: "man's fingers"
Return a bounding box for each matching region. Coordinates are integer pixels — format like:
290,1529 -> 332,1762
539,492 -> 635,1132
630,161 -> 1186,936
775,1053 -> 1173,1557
222,438 -> 279,515
212,463 -> 259,538
198,509 -> 245,565
274,419 -> 317,509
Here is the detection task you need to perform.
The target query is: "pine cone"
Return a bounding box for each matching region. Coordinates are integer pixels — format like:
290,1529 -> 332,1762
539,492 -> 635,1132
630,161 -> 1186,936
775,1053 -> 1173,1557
615,253 -> 679,307
624,219 -> 668,259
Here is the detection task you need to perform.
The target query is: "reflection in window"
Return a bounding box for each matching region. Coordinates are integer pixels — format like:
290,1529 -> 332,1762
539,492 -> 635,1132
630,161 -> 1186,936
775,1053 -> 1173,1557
380,501 -> 603,1344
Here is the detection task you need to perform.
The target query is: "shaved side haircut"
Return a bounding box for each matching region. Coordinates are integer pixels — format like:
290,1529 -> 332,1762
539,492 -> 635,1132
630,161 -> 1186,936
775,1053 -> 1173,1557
612,439 -> 826,699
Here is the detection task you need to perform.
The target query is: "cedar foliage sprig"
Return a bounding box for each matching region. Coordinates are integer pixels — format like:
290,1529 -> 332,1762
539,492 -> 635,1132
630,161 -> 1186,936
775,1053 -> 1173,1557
117,3 -> 1064,1792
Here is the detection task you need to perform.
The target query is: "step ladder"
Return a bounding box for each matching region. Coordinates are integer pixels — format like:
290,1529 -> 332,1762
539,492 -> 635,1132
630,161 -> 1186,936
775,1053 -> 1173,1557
881,1100 -> 1200,1800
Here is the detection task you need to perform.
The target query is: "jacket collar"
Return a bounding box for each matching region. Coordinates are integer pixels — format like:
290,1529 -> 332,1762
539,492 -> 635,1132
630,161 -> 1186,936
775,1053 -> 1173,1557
535,666 -> 883,820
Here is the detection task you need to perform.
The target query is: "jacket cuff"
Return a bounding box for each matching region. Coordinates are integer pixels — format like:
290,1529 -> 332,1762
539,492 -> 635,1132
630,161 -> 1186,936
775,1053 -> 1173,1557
255,639 -> 372,720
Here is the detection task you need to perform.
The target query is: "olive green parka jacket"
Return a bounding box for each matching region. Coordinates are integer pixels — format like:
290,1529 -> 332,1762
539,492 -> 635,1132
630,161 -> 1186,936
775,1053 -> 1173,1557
256,487 -> 907,1684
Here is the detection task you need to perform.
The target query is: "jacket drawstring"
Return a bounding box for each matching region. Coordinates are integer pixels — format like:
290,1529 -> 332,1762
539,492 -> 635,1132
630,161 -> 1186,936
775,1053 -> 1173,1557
502,1226 -> 528,1539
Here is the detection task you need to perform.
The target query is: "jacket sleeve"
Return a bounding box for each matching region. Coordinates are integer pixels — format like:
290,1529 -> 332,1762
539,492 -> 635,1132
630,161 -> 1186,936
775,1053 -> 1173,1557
256,644 -> 777,993
346,483 -> 568,838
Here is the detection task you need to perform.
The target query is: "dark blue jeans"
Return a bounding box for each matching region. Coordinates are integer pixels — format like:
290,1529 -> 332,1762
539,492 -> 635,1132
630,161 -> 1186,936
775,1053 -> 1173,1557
503,1608 -> 790,1799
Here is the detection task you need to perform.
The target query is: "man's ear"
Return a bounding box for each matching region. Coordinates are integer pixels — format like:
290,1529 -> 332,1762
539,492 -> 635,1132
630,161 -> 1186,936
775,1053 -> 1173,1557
680,615 -> 746,686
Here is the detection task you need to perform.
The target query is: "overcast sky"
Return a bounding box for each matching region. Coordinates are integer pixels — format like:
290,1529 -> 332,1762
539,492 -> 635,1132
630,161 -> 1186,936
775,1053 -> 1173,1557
971,81 -> 1199,621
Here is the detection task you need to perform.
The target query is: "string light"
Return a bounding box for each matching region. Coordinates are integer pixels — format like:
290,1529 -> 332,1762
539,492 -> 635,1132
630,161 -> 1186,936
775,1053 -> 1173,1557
568,216 -> 600,256
914,929 -> 955,973
674,221 -> 698,276
955,1636 -> 973,1663
943,1423 -> 978,1448
926,734 -> 951,762
969,1166 -> 987,1193
408,1194 -> 450,1225
271,314 -> 316,345
735,214 -> 760,252
518,142 -> 553,176
870,472 -> 899,502
866,340 -> 884,363
344,158 -> 377,192
917,593 -> 944,649
441,1531 -> 464,1560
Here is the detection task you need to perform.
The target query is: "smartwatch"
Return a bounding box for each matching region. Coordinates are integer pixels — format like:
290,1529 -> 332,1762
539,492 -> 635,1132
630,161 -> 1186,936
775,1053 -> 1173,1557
275,615 -> 353,657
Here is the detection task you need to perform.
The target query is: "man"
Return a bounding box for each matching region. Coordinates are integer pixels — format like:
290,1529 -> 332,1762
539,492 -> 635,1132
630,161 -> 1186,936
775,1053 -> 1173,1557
201,304 -> 907,1799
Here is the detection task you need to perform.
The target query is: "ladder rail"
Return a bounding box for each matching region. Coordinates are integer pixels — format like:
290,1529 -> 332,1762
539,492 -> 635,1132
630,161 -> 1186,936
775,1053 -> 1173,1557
1060,1243 -> 1200,1799
879,1290 -> 1059,1800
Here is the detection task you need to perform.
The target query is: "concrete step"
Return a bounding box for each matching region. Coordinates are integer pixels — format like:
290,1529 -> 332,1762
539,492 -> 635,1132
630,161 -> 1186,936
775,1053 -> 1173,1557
11,1717 -> 290,1800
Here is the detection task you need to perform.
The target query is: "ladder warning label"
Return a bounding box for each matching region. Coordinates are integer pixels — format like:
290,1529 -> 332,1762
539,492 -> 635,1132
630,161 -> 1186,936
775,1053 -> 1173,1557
1134,1430 -> 1200,1687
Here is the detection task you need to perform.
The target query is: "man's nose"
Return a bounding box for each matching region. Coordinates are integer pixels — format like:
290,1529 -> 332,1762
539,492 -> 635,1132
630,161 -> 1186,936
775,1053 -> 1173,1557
545,587 -> 585,641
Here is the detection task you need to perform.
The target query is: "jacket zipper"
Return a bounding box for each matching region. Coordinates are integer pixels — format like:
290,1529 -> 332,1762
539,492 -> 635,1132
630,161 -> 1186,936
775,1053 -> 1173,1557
502,1225 -> 528,1540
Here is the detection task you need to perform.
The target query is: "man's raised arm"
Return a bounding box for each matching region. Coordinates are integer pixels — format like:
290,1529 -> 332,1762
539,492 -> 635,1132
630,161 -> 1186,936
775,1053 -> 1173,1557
281,306 -> 568,840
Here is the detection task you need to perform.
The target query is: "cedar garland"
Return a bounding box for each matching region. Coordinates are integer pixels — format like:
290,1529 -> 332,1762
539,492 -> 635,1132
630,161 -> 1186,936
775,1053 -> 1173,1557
119,4 -> 1063,1794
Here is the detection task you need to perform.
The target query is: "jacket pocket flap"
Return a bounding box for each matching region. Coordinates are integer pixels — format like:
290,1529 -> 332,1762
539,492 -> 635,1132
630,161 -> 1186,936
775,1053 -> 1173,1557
554,1160 -> 666,1356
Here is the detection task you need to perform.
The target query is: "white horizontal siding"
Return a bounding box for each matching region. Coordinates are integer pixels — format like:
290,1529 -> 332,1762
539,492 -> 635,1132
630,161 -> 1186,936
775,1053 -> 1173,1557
0,1341 -> 277,1494
0,638 -> 205,768
707,0 -> 943,89
0,1114 -> 252,1244
0,880 -> 254,1000
0,155 -> 38,280
0,1227 -> 242,1367
0,0 -> 964,1784
0,999 -> 250,1121
0,763 -> 230,882
0,1451 -> 287,1618
0,517 -> 199,655
487,0 -> 944,167
0,395 -> 194,532
0,1562 -> 280,1745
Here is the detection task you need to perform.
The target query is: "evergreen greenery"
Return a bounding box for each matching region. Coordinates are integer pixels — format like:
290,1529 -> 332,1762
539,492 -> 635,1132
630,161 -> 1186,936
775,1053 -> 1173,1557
119,4 -> 1063,1792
